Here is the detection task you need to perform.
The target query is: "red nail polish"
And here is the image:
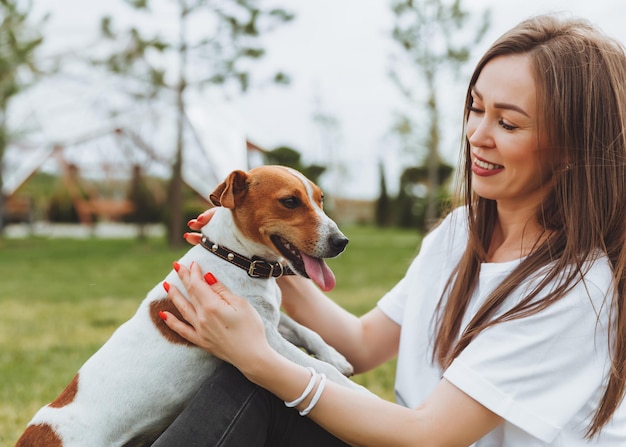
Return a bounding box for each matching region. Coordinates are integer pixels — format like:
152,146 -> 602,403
187,219 -> 195,227
163,281 -> 170,292
204,272 -> 217,285
173,261 -> 180,272
159,311 -> 167,321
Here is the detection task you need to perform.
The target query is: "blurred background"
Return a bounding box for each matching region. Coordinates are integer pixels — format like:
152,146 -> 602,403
3,1 -> 626,443
2,0 -> 625,244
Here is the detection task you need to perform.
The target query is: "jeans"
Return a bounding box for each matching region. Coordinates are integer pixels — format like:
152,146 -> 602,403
152,362 -> 349,447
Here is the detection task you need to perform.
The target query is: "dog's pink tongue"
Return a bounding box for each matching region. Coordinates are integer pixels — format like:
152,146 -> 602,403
301,253 -> 336,292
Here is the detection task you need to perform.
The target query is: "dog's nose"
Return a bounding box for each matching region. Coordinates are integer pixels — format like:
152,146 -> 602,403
330,234 -> 349,252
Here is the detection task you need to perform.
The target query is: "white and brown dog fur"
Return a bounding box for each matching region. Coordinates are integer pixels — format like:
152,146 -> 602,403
16,165 -> 362,447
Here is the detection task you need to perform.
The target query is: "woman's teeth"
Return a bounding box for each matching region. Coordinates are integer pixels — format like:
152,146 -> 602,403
475,158 -> 503,170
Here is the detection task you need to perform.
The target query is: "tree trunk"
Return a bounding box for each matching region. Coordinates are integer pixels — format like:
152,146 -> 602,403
425,74 -> 440,229
0,113 -> 7,236
166,4 -> 189,248
167,132 -> 184,247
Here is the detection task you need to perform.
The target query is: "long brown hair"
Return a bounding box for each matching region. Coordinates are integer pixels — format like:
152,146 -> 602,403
432,14 -> 626,437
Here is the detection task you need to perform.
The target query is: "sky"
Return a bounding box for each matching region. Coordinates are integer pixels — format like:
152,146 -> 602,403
23,0 -> 626,199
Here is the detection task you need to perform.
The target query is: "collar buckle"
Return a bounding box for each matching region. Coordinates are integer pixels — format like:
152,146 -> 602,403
248,258 -> 284,278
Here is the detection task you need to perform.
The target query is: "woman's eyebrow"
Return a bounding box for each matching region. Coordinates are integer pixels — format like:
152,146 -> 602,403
471,86 -> 531,118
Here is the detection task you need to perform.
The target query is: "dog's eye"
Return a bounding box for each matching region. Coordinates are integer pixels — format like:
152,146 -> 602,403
280,196 -> 301,209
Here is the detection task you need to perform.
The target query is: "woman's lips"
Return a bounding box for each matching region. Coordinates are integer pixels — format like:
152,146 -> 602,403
472,157 -> 504,176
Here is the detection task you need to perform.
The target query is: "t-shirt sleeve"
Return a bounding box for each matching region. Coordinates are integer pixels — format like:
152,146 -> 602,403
443,276 -> 613,443
377,273 -> 410,325
377,208 -> 467,326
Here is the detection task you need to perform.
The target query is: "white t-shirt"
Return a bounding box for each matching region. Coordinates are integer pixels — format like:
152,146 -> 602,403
377,207 -> 626,446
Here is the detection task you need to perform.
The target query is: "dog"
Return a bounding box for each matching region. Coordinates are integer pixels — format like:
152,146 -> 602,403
16,165 -> 362,447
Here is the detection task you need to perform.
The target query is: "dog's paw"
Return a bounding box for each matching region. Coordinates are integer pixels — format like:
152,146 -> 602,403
334,356 -> 354,377
318,349 -> 353,377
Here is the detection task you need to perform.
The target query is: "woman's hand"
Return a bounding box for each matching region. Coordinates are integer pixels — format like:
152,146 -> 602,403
184,208 -> 216,245
160,262 -> 271,369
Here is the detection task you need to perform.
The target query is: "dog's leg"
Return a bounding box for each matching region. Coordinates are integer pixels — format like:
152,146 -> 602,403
265,326 -> 370,393
278,313 -> 354,377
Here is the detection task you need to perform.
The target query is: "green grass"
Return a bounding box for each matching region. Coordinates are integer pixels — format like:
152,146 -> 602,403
0,226 -> 421,445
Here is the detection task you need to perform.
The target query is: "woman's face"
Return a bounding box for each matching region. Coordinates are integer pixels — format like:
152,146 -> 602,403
466,54 -> 554,211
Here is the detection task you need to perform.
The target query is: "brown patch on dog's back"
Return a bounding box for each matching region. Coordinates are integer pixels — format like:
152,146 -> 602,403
149,298 -> 194,346
49,373 -> 79,408
16,423 -> 63,447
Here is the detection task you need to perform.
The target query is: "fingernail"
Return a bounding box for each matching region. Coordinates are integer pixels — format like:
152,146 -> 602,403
173,261 -> 180,272
163,281 -> 170,292
183,232 -> 190,240
204,272 -> 217,285
159,311 -> 167,321
187,219 -> 196,227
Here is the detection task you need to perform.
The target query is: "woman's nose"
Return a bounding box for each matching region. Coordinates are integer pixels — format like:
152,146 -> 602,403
467,117 -> 494,148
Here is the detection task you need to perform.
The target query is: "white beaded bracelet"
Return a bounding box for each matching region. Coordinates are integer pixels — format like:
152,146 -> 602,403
299,373 -> 327,416
284,367 -> 317,408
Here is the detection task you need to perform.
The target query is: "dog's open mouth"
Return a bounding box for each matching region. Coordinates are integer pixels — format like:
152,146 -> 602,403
270,235 -> 337,292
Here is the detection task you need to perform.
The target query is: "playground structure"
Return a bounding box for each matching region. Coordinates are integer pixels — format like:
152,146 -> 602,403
2,72 -> 259,225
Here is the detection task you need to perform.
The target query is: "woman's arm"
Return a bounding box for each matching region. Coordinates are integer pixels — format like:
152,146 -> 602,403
160,263 -> 502,447
278,275 -> 400,373
186,210 -> 400,373
252,353 -> 502,447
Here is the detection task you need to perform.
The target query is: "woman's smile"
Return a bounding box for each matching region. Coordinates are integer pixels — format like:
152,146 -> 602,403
472,155 -> 504,176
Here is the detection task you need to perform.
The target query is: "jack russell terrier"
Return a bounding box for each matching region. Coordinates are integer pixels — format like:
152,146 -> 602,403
16,165 -> 362,447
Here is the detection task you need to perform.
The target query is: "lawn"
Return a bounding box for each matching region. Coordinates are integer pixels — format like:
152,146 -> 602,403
0,225 -> 421,445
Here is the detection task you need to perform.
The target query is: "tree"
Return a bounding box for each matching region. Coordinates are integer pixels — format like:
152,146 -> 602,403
390,0 -> 489,228
396,163 -> 454,229
126,164 -> 161,240
97,0 -> 293,247
375,160 -> 392,227
264,146 -> 326,185
0,0 -> 46,234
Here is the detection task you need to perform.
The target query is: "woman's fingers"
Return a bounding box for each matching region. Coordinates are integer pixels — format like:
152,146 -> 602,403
185,208 -> 217,245
187,208 -> 217,231
160,282 -> 201,345
160,261 -> 269,366
183,232 -> 202,245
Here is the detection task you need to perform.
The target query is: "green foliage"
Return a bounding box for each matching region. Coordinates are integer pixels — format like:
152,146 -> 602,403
47,191 -> 81,223
0,0 -> 47,231
390,0 -> 489,71
5,172 -> 55,221
125,165 -> 162,225
94,0 -> 294,248
395,164 -> 454,230
0,225 -> 421,442
0,0 -> 45,104
95,0 -> 294,96
264,146 -> 326,185
389,0 -> 490,225
11,171 -> 56,201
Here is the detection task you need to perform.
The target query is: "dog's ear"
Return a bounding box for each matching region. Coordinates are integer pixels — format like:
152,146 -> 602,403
209,170 -> 249,209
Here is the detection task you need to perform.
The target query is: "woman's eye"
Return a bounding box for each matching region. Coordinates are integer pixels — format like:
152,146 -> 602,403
498,119 -> 517,131
280,197 -> 301,209
467,105 -> 484,114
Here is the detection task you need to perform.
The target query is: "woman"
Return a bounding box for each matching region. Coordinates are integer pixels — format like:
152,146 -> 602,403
155,14 -> 626,446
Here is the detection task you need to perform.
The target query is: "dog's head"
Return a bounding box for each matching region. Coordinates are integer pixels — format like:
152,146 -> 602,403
208,165 -> 348,291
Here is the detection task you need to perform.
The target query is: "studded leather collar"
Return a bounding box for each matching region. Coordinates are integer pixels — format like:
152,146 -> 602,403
199,236 -> 297,279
